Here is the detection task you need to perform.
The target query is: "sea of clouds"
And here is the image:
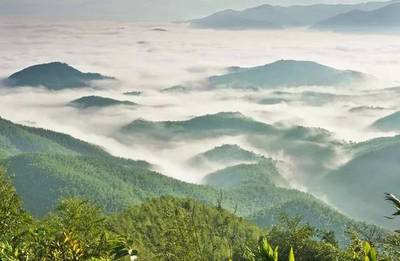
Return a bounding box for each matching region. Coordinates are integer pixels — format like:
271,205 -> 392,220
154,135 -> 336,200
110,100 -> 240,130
1,19 -> 400,182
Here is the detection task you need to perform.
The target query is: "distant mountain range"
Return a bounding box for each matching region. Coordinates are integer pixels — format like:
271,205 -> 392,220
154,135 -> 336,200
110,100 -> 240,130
312,2 -> 400,32
5,62 -> 114,90
191,1 -> 398,29
208,60 -> 367,89
69,95 -> 137,109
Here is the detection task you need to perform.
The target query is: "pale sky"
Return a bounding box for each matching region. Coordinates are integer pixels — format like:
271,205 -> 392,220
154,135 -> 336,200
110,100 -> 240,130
0,0 -> 392,21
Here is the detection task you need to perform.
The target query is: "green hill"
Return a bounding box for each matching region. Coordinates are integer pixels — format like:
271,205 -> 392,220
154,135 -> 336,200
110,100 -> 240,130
69,95 -> 137,109
203,159 -> 286,188
202,161 -> 382,244
3,153 -> 214,216
0,116 -> 378,244
120,112 -> 345,183
6,62 -> 114,90
0,116 -> 113,159
208,60 -> 367,89
121,112 -> 276,140
188,144 -> 263,168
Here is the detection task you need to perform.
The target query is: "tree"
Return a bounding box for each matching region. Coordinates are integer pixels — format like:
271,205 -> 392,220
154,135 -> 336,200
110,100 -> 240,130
0,167 -> 30,241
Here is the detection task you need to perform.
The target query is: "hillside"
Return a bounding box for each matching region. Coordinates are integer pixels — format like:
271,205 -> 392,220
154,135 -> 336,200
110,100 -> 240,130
0,181 -> 387,260
313,3 -> 400,32
315,136 -> 400,229
202,161 -> 379,244
187,144 -> 263,168
0,116 -> 367,238
191,1 -> 396,29
6,62 -> 114,90
0,116 -> 112,159
120,112 -> 344,183
203,160 -> 286,188
120,112 -> 276,141
69,95 -> 137,109
110,196 -> 261,260
2,153 -> 215,216
208,60 -> 367,89
371,111 -> 400,132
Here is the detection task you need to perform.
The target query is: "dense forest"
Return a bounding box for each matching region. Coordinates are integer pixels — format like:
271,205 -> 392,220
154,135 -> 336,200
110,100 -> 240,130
1,168 -> 400,260
0,116 -> 399,260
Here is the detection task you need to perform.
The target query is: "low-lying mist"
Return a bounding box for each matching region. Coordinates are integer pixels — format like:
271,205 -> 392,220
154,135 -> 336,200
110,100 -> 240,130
1,19 -> 400,183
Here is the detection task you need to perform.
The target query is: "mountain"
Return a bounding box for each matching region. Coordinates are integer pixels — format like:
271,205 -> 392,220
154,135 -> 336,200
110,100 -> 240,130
6,62 -> 114,90
187,144 -> 263,168
0,116 -> 113,160
371,111 -> 400,132
120,112 -> 276,141
120,112 -> 344,183
202,161 -> 377,244
0,116 -> 385,246
313,3 -> 400,32
315,135 -> 400,229
203,159 -> 287,188
192,1 -> 397,29
248,199 -> 376,246
69,95 -> 137,109
208,60 -> 367,89
191,9 -> 282,29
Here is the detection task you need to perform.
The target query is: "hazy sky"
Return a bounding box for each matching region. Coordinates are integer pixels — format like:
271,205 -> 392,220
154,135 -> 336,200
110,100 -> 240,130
0,0 -> 392,21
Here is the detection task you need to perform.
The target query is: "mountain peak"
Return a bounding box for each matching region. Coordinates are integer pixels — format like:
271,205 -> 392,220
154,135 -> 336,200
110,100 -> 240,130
209,60 -> 367,89
6,62 -> 114,90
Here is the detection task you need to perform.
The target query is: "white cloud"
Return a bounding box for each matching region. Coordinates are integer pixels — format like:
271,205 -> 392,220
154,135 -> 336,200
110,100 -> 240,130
1,20 -> 400,182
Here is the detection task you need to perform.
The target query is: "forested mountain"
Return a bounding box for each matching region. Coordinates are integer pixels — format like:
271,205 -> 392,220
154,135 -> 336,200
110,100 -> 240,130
69,95 -> 137,109
121,111 -> 344,183
5,62 -> 114,90
208,60 -> 367,89
201,161 -> 377,244
0,115 -> 374,245
191,1 -> 397,29
312,3 -> 400,32
120,112 -> 277,140
187,144 -> 263,169
1,176 -> 388,260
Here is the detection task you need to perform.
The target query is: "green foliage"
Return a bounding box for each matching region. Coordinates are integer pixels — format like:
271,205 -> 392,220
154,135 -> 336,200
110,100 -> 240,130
0,198 -> 133,261
0,168 -> 30,241
289,247 -> 295,261
250,237 -> 279,261
266,215 -> 342,261
363,242 -> 377,261
110,196 -> 261,260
